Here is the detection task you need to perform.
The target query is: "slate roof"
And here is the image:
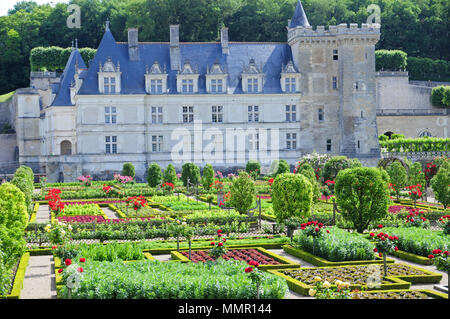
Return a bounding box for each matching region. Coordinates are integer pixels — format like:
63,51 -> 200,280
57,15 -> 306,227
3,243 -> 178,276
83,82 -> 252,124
51,49 -> 87,106
54,24 -> 296,105
289,0 -> 310,28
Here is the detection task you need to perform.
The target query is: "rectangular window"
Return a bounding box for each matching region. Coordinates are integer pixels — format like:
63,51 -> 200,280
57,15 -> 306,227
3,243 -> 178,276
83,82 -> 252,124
333,49 -> 338,61
212,106 -> 223,123
152,135 -> 163,152
332,76 -> 338,90
326,139 -> 332,152
106,136 -> 117,154
182,79 -> 194,93
104,77 -> 116,94
286,133 -> 297,150
249,133 -> 259,151
247,78 -> 258,93
151,79 -> 163,94
285,105 -> 297,122
105,107 -> 117,124
318,108 -> 324,122
248,106 -> 259,122
151,107 -> 163,123
285,78 -> 296,93
211,79 -> 223,93
182,106 -> 194,123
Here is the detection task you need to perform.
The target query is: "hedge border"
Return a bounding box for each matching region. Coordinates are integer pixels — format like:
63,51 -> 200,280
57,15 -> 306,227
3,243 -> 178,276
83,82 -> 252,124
282,245 -> 395,267
54,251 -> 155,269
6,252 -> 30,299
170,246 -> 300,270
29,203 -> 39,224
390,249 -> 434,265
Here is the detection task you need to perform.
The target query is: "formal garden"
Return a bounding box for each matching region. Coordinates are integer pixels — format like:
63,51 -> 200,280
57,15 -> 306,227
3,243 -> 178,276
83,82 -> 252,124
0,155 -> 449,300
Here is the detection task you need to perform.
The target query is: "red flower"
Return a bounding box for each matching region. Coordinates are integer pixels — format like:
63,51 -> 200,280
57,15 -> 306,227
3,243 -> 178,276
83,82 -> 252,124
244,267 -> 253,273
248,260 -> 259,267
64,259 -> 72,266
394,246 -> 398,251
314,227 -> 319,232
77,267 -> 84,273
79,258 -> 86,263
379,253 -> 382,257
428,254 -> 435,259
326,230 -> 330,233
52,246 -> 57,249
373,248 -> 378,252
444,251 -> 449,256
58,268 -> 63,273
218,242 -> 223,247
222,238 -> 226,242
369,233 -> 374,237
377,224 -> 383,229
210,242 -> 215,246
218,233 -> 222,237
217,229 -> 222,233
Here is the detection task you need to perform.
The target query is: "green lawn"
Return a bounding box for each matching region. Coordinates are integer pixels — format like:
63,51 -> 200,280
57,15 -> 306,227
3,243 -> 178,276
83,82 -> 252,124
0,91 -> 14,102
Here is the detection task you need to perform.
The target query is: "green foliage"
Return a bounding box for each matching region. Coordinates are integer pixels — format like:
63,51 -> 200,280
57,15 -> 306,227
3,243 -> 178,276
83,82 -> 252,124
430,162 -> 450,209
246,160 -> 261,179
59,259 -> 288,299
270,159 -> 290,177
407,57 -> 450,82
335,167 -> 390,233
163,164 -> 177,185
379,135 -> 389,142
228,171 -> 256,214
61,204 -> 102,216
0,183 -> 28,271
55,242 -> 145,262
122,162 -> 135,178
297,163 -> 320,202
386,161 -> 408,200
294,227 -> 375,262
382,227 -> 449,258
181,162 -> 201,186
431,86 -> 450,108
202,164 -> 215,190
323,156 -> 361,182
380,137 -> 450,153
375,50 -> 407,71
30,46 -> 96,71
10,177 -> 33,210
377,168 -> 391,185
147,162 -> 162,187
408,162 -> 426,187
272,173 -> 313,222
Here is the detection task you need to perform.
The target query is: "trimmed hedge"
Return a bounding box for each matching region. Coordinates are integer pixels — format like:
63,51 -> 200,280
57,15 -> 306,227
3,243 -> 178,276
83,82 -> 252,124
30,46 -> 96,71
6,252 -> 30,299
431,86 -> 450,108
375,50 -> 408,71
380,137 -> 450,152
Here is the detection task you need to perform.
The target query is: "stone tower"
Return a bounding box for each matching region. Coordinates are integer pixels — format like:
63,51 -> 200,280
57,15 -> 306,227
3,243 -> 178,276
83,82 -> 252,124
288,0 -> 381,165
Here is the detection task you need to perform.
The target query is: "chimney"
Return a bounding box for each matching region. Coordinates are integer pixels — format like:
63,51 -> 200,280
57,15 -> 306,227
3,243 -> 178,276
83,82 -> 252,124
128,28 -> 139,61
221,27 -> 229,55
170,25 -> 181,71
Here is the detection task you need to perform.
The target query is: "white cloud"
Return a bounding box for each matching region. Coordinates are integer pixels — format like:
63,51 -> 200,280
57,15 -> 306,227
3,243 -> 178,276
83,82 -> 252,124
0,0 -> 70,16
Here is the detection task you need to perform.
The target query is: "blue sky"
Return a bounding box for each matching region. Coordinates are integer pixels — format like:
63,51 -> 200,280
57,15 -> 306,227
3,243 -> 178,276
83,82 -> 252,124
1,0 -> 70,16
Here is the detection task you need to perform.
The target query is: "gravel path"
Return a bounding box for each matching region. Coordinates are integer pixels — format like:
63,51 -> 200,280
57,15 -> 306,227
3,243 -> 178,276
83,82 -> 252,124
20,255 -> 57,299
101,206 -> 120,219
35,204 -> 51,223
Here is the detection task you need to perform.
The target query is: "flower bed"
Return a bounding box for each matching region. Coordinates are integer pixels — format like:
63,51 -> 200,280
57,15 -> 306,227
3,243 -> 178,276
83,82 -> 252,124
57,259 -> 288,299
270,263 -> 442,296
151,195 -> 215,211
350,289 -> 447,299
57,215 -> 164,224
181,248 -> 281,265
59,204 -> 103,216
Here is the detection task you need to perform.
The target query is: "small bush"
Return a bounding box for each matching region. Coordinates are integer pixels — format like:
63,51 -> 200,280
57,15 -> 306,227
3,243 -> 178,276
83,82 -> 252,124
202,164 -> 215,190
163,164 -> 177,185
431,86 -> 450,108
147,163 -> 162,187
430,161 -> 450,209
181,162 -> 201,187
122,163 -> 135,178
228,171 -> 256,214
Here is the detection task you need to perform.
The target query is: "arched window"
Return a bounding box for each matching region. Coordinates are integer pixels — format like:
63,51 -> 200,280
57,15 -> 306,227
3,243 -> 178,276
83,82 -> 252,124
60,140 -> 72,155
384,131 -> 394,139
418,130 -> 432,138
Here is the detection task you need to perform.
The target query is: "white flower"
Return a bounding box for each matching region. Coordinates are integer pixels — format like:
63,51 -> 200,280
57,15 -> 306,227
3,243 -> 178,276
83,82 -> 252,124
323,281 -> 331,289
61,230 -> 66,236
314,276 -> 322,282
308,288 -> 317,297
68,225 -> 72,231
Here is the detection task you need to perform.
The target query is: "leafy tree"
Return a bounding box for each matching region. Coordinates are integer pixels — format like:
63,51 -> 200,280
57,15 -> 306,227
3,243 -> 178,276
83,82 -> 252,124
430,162 -> 450,209
377,167 -> 391,185
322,156 -> 361,182
408,162 -> 426,187
386,161 -> 407,200
10,166 -> 34,211
270,159 -> 290,176
122,162 -> 135,178
335,167 -> 390,233
163,164 -> 177,185
272,173 -> 313,222
202,164 -> 215,191
147,163 -> 162,187
228,171 -> 256,214
246,160 -> 261,179
181,162 -> 201,186
296,163 -> 320,202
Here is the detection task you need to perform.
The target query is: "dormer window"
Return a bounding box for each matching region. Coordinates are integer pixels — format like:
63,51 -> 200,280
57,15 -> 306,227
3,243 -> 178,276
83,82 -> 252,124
98,57 -> 121,94
241,59 -> 264,94
280,61 -> 300,93
145,61 -> 168,94
206,62 -> 228,94
177,60 -> 199,94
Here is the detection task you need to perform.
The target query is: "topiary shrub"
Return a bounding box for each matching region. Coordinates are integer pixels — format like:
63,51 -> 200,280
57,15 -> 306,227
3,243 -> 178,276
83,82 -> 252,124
122,162 -> 135,178
386,161 -> 407,200
430,161 -> 450,209
431,86 -> 450,108
147,163 -> 162,187
163,164 -> 177,185
272,173 -> 313,222
181,162 -> 201,187
296,163 -> 320,202
269,159 -> 290,177
228,171 -> 256,214
322,156 -> 361,182
246,160 -> 261,179
10,176 -> 32,210
334,167 -> 390,233
0,183 -> 28,270
202,164 -> 215,191
375,50 -> 408,71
